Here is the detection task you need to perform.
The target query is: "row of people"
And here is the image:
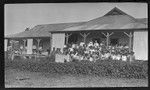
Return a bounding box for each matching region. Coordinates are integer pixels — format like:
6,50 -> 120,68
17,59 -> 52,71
62,41 -> 135,61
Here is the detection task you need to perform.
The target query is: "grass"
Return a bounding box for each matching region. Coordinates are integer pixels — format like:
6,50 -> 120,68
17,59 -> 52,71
5,68 -> 148,87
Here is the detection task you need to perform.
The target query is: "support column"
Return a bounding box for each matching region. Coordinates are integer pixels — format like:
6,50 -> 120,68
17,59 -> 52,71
49,33 -> 52,53
124,32 -> 133,61
102,32 -> 114,49
23,39 -> 27,54
124,32 -> 133,53
36,39 -> 41,55
80,32 -> 90,43
23,39 -> 26,49
65,33 -> 72,44
27,39 -> 33,54
4,39 -> 8,51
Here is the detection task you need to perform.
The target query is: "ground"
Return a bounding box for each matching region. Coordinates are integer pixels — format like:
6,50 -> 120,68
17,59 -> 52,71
5,67 -> 148,87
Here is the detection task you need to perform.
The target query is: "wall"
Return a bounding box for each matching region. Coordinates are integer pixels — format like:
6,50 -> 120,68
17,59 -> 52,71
51,33 -> 65,52
133,31 -> 148,60
4,39 -> 8,51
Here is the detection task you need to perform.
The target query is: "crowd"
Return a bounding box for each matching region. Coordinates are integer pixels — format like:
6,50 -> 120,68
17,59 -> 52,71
62,41 -> 135,62
6,40 -> 135,62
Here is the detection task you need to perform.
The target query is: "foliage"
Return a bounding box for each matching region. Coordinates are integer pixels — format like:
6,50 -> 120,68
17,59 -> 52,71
5,57 -> 148,79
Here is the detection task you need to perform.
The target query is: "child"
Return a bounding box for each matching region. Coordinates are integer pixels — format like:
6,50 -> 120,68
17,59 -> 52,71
122,53 -> 127,61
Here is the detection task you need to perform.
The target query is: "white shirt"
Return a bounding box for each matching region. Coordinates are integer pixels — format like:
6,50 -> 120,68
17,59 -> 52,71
72,44 -> 76,48
89,57 -> 93,61
80,42 -> 85,46
116,55 -> 121,60
88,42 -> 93,47
122,55 -> 127,61
20,46 -> 23,49
64,45 -> 67,48
111,55 -> 116,60
94,42 -> 99,47
104,53 -> 110,58
69,48 -> 74,52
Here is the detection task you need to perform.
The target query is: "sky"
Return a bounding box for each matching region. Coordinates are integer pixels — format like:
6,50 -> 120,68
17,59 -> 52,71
5,3 -> 147,36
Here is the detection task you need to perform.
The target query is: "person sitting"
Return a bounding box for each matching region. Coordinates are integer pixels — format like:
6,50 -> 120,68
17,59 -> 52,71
88,41 -> 94,49
72,44 -> 76,48
32,45 -> 37,54
79,42 -> 85,47
100,52 -> 105,60
38,46 -> 43,54
111,52 -> 117,60
116,53 -> 121,60
121,53 -> 127,61
94,40 -> 99,48
63,45 -> 69,55
89,56 -> 94,62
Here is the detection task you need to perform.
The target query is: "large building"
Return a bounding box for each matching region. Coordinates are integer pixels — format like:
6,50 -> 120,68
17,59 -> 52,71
5,7 -> 148,60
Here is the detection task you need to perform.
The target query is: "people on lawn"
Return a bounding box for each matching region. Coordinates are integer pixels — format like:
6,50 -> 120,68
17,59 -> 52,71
62,40 -> 134,62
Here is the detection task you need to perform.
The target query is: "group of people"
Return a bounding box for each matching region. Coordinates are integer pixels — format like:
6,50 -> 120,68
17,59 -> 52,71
6,40 -> 135,62
62,41 -> 135,62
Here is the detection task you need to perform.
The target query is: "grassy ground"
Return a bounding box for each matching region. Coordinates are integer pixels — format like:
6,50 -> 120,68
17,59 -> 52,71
5,67 -> 148,87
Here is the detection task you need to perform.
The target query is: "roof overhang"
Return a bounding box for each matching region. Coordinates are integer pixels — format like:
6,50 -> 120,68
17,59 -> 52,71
4,36 -> 50,39
49,28 -> 147,33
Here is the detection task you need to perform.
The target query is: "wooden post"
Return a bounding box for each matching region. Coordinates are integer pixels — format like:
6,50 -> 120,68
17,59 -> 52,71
80,32 -> 90,43
129,32 -> 133,53
36,39 -> 41,55
49,33 -> 52,54
102,32 -> 114,49
65,33 -> 72,44
124,32 -> 133,62
124,32 -> 133,53
23,39 -> 26,53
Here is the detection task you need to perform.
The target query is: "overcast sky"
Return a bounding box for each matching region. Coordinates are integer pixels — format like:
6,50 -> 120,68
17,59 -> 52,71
5,3 -> 147,35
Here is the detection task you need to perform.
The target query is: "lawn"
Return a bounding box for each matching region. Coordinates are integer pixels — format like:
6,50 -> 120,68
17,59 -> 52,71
5,67 -> 148,87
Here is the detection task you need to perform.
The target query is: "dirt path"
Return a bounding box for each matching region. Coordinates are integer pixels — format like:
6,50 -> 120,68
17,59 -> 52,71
5,68 -> 148,87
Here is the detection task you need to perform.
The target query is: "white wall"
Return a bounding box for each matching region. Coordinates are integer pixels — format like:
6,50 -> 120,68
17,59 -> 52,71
4,39 -> 8,51
51,33 -> 65,52
27,39 -> 33,54
133,31 -> 148,60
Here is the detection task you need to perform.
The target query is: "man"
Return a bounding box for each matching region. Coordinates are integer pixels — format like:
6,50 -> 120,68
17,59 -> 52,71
94,40 -> 99,48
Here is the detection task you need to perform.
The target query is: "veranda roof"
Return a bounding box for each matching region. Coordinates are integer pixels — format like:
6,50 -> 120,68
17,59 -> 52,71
5,22 -> 85,39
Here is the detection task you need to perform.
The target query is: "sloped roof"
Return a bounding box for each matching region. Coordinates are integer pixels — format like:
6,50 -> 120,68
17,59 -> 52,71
60,7 -> 147,32
62,15 -> 147,31
5,22 -> 85,38
136,18 -> 148,24
104,7 -> 128,16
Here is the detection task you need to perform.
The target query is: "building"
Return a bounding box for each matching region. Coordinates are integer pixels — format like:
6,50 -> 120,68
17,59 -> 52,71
5,7 -> 148,60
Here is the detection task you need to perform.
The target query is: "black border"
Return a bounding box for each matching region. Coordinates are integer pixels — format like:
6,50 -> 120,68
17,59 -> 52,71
1,0 -> 149,90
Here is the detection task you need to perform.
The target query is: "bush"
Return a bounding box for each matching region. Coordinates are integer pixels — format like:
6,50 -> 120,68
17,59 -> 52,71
5,57 -> 148,79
